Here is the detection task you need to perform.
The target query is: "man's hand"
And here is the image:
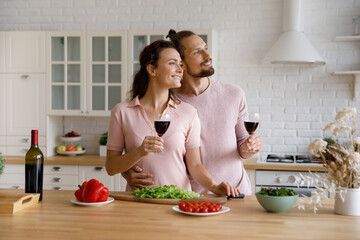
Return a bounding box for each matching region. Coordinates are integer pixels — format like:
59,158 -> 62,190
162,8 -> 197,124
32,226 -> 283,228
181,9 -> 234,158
121,164 -> 154,189
239,133 -> 262,158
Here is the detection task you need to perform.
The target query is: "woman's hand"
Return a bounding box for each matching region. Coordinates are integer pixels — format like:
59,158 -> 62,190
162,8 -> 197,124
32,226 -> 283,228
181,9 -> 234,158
211,181 -> 241,197
138,136 -> 164,155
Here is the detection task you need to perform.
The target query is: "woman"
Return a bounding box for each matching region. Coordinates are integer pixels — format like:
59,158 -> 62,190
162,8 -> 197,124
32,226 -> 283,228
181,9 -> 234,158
106,40 -> 240,196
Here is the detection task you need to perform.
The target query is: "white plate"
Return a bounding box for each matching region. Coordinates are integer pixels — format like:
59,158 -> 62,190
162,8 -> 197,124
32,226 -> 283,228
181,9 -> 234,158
57,150 -> 86,155
172,206 -> 230,216
60,136 -> 82,142
70,197 -> 114,207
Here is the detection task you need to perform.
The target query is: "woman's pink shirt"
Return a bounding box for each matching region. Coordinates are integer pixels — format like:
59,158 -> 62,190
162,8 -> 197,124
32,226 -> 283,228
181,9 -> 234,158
107,96 -> 201,192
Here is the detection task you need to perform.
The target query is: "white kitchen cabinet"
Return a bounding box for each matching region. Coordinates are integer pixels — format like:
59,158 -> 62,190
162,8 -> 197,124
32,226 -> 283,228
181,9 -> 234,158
0,74 -> 5,152
78,165 -> 116,190
5,73 -> 46,156
245,169 -> 256,195
47,31 -> 127,116
5,31 -> 45,73
127,29 -> 218,88
333,35 -> 360,100
0,164 -> 24,189
44,165 -> 79,190
86,31 -> 127,115
47,32 -> 86,115
0,32 -> 4,73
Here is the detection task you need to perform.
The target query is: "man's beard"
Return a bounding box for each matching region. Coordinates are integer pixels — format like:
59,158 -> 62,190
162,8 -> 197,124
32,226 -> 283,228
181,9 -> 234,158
186,63 -> 215,78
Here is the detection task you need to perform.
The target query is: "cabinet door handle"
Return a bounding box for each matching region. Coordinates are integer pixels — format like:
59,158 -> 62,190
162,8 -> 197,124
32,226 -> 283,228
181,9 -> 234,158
52,166 -> 62,172
22,138 -> 30,143
21,75 -> 30,80
53,177 -> 62,182
94,166 -> 104,171
11,186 -> 20,189
53,187 -> 62,190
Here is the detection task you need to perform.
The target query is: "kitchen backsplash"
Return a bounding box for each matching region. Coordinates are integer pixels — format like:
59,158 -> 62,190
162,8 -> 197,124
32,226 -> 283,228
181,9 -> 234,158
63,117 -> 109,155
1,0 -> 360,155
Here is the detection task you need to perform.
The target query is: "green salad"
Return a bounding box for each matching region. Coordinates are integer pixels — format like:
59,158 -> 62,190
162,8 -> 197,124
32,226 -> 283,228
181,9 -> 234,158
133,185 -> 201,199
257,187 -> 297,196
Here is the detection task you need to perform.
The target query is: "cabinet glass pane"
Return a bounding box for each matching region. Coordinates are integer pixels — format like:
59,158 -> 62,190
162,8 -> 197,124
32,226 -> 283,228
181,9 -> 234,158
51,37 -> 64,61
67,64 -> 80,83
93,37 -> 105,61
133,36 -> 147,61
150,35 -> 163,43
92,65 -> 105,83
133,63 -> 140,75
67,86 -> 80,110
199,35 -> 208,44
67,37 -> 80,61
109,65 -> 121,83
108,37 -> 122,61
92,86 -> 105,110
52,86 -> 64,110
51,64 -> 64,83
108,86 -> 121,110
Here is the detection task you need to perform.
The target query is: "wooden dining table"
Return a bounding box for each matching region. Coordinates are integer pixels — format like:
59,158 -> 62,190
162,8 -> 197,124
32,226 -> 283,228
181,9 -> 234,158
0,189 -> 359,240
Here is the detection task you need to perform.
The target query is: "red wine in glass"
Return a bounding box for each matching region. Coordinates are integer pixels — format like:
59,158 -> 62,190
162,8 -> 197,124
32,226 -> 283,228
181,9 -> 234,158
243,113 -> 259,152
244,121 -> 259,135
154,113 -> 171,137
154,121 -> 170,137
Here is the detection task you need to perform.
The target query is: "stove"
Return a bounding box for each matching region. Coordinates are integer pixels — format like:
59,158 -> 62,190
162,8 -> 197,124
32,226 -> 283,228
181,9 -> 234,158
256,154 -> 326,197
264,154 -> 322,164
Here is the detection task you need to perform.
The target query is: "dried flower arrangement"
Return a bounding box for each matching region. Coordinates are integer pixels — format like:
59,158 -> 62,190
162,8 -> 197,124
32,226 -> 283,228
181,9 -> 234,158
295,108 -> 360,213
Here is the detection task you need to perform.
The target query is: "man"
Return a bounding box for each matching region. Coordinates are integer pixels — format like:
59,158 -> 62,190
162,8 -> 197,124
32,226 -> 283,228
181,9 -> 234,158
122,29 -> 262,195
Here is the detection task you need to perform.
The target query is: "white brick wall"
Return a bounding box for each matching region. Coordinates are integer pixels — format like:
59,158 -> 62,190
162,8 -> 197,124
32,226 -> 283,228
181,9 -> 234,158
1,0 -> 360,156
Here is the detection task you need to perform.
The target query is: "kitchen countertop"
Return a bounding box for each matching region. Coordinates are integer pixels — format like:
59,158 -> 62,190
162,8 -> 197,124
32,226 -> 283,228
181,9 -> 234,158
4,155 -> 327,171
0,189 -> 358,240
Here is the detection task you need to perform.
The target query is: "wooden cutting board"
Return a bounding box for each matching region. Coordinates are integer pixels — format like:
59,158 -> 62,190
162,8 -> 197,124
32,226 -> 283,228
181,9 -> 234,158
0,189 -> 40,214
109,191 -> 227,205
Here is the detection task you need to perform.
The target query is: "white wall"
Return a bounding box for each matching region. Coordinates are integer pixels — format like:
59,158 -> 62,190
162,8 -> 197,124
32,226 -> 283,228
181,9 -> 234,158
1,0 -> 360,155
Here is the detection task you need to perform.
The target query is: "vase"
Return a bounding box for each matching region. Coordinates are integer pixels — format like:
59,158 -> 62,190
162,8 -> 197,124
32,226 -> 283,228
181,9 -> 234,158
99,145 -> 107,157
334,188 -> 360,216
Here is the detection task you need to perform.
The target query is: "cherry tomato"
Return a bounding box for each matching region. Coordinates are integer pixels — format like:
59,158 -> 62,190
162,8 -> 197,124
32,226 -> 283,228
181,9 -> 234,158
186,207 -> 193,213
179,202 -> 186,210
193,207 -> 200,213
201,207 -> 208,213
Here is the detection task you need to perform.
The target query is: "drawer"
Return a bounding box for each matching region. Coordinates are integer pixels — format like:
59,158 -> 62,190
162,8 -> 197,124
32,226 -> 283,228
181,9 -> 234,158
0,172 -> 24,184
0,184 -> 24,189
0,135 -> 5,145
44,165 -> 78,175
6,135 -> 46,146
44,185 -> 77,191
43,175 -> 78,186
6,145 -> 47,156
0,145 -> 6,155
2,164 -> 24,174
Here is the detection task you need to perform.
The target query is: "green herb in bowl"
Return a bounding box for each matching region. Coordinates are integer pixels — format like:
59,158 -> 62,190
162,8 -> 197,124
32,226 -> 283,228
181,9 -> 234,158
258,187 -> 297,196
256,187 -> 298,213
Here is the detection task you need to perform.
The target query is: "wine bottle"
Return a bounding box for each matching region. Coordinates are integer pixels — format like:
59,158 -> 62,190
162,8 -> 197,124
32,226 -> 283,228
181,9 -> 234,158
25,129 -> 44,201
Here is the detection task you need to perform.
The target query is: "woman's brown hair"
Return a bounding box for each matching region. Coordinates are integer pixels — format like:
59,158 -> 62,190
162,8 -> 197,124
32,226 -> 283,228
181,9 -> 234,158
129,40 -> 180,104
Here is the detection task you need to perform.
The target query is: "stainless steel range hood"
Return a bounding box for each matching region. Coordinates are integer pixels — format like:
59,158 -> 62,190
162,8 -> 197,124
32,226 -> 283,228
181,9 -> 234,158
262,0 -> 325,65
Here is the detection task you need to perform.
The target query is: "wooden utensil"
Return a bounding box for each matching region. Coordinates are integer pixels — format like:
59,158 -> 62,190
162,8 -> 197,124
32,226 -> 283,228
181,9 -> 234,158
109,191 -> 227,205
0,189 -> 40,214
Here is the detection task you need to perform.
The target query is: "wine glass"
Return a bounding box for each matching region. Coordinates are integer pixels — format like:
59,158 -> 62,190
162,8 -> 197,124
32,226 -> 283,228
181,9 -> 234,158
243,112 -> 259,152
154,113 -> 171,137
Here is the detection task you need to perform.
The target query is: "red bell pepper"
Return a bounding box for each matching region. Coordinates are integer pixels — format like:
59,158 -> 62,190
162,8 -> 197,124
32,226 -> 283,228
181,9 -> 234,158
74,181 -> 88,201
81,179 -> 109,203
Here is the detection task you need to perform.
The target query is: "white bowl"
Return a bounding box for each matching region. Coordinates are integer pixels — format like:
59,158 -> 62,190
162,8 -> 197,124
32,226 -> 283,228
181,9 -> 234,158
57,150 -> 86,156
60,136 -> 82,142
